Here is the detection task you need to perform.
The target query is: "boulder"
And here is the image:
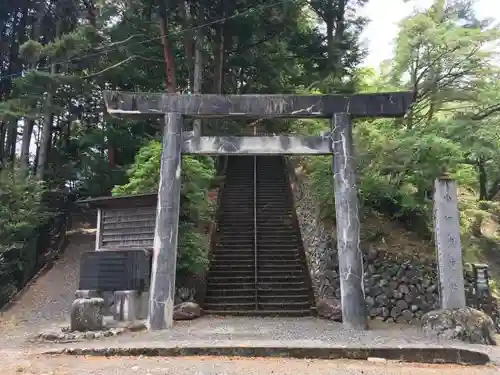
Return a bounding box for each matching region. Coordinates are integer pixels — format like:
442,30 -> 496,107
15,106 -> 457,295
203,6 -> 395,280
316,297 -> 342,321
70,297 -> 104,332
173,302 -> 202,321
421,306 -> 497,345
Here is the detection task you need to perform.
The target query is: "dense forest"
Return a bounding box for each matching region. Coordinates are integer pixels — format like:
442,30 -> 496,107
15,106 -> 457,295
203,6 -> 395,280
1,0 -> 500,290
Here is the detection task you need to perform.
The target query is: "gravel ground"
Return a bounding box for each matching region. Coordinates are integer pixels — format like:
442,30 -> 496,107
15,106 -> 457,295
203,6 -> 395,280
6,355 -> 500,375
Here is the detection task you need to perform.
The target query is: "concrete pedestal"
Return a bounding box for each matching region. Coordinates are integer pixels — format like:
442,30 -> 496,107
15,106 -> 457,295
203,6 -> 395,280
114,291 -> 139,322
70,297 -> 105,332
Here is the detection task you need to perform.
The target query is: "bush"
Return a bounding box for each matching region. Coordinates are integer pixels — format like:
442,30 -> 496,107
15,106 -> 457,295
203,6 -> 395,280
0,170 -> 48,244
0,169 -> 51,306
112,140 -> 216,278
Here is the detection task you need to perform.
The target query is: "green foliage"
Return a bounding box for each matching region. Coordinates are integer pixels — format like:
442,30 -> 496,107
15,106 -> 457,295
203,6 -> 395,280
112,140 -> 162,196
19,39 -> 43,64
290,0 -> 500,259
112,140 -> 216,277
0,169 -> 49,246
0,168 -> 50,304
41,25 -> 103,60
4,0 -> 500,296
176,223 -> 210,276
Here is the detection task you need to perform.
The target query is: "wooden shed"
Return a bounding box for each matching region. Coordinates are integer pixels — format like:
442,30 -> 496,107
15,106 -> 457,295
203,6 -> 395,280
81,193 -> 157,251
79,191 -> 219,307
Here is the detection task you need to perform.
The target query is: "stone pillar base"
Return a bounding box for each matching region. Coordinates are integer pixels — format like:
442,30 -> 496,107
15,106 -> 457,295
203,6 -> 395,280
114,291 -> 139,322
75,289 -> 101,299
75,290 -> 112,316
70,297 -> 104,332
138,291 -> 149,320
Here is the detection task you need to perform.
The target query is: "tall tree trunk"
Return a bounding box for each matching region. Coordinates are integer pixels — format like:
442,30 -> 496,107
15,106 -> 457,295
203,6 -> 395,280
332,0 -> 346,69
20,1 -> 46,173
108,142 -> 116,167
36,88 -> 55,179
83,1 -> 116,168
212,19 -> 225,94
180,0 -> 194,88
5,120 -> 17,164
33,127 -> 40,175
3,4 -> 26,165
158,1 -> 176,93
0,121 -> 6,167
326,0 -> 334,68
325,0 -> 345,85
36,9 -> 61,180
83,0 -> 97,26
212,1 -> 225,168
192,2 -> 204,136
20,119 -> 35,172
478,158 -> 487,201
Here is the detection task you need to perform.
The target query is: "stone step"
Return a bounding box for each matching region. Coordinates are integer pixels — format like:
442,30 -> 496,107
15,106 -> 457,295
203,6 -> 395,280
210,254 -> 254,260
257,269 -> 304,275
258,301 -> 311,310
205,288 -> 256,297
208,270 -> 254,277
257,281 -> 307,289
204,302 -> 256,311
257,275 -> 305,282
258,295 -> 310,303
210,263 -> 255,270
212,248 -> 255,254
207,282 -> 255,289
203,155 -> 313,315
204,295 -> 256,304
208,275 -> 255,283
204,309 -> 312,317
257,287 -> 311,295
210,263 -> 303,270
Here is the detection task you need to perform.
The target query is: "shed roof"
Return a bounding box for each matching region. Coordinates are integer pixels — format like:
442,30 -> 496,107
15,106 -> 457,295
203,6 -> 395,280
79,193 -> 157,209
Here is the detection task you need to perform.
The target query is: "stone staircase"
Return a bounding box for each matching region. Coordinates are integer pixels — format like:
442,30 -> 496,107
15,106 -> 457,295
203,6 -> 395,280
204,155 -> 314,316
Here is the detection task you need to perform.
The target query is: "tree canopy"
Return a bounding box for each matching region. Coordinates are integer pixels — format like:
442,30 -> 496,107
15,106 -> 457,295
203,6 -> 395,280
1,0 -> 500,275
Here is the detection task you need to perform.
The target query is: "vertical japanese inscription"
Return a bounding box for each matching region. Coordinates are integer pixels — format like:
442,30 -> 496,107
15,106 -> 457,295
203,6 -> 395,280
433,176 -> 466,309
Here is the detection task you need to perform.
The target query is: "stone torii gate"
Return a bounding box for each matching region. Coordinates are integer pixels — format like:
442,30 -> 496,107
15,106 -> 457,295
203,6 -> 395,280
103,91 -> 413,331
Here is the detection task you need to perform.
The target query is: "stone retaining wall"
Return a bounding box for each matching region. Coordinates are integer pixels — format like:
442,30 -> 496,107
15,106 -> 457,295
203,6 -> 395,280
288,160 -> 496,324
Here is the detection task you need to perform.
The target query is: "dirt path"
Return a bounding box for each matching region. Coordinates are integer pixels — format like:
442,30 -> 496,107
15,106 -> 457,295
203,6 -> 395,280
0,226 -> 95,347
6,355 -> 500,375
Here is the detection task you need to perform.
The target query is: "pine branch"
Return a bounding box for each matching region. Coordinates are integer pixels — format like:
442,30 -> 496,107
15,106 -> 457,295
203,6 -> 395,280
82,56 -> 136,78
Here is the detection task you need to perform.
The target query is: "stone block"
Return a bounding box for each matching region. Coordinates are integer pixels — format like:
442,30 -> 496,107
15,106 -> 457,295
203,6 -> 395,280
75,289 -> 101,299
138,291 -> 149,320
114,290 -> 139,322
75,290 -> 113,316
316,297 -> 342,321
421,306 -> 497,345
70,298 -> 104,332
173,302 -> 202,321
102,291 -> 114,316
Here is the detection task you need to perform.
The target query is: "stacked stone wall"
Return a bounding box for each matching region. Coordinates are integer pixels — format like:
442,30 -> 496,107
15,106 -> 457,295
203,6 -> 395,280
289,162 -> 497,325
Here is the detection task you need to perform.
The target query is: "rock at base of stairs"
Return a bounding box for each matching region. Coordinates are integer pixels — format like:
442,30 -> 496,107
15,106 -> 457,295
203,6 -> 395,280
173,302 -> 202,321
316,297 -> 342,322
421,306 -> 497,345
